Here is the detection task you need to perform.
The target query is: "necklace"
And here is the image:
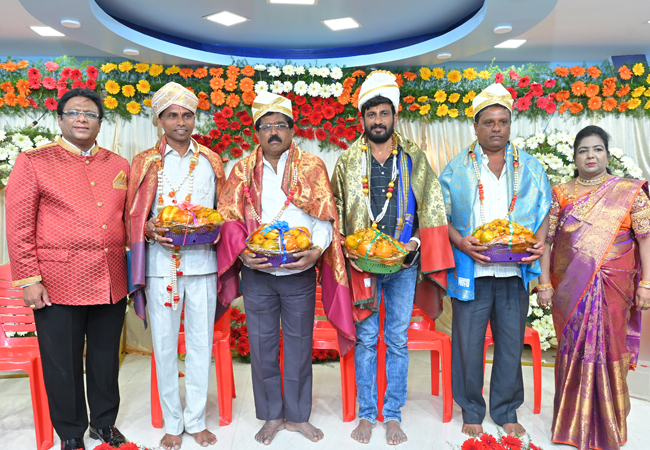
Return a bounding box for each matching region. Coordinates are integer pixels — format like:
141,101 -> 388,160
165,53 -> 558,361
243,145 -> 302,225
469,142 -> 520,226
361,135 -> 399,229
573,174 -> 607,215
577,174 -> 607,186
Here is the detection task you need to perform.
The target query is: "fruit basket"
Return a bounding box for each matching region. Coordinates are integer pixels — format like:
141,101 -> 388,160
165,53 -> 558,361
471,219 -> 539,262
344,228 -> 408,274
245,221 -> 312,267
157,205 -> 223,246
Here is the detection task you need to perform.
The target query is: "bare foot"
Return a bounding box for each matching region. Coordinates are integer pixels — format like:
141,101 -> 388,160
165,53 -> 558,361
461,424 -> 484,437
351,419 -> 376,444
190,429 -> 217,447
161,433 -> 182,450
255,419 -> 285,445
285,420 -> 324,442
503,423 -> 526,437
385,420 -> 407,445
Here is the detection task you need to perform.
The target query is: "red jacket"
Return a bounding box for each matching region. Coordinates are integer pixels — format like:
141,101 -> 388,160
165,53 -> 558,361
5,138 -> 129,305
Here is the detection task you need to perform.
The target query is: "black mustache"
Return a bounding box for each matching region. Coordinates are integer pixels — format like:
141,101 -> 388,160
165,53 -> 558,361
268,136 -> 282,143
371,125 -> 386,131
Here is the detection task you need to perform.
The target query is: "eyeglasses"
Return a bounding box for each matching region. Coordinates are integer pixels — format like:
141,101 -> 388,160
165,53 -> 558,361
62,110 -> 100,121
258,123 -> 290,133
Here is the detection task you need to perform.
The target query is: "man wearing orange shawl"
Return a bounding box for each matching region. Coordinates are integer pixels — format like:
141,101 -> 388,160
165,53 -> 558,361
217,91 -> 355,445
332,71 -> 453,445
126,82 -> 226,450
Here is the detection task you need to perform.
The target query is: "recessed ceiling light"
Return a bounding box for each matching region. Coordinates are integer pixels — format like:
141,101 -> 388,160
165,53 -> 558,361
493,25 -> 512,34
437,53 -> 452,60
495,39 -> 526,48
123,48 -> 140,56
322,17 -> 361,31
204,11 -> 249,26
268,0 -> 317,4
30,26 -> 65,37
61,19 -> 81,28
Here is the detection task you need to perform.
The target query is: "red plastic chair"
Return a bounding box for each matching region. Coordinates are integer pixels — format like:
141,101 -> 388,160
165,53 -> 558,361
0,265 -> 54,450
483,323 -> 542,414
279,283 -> 357,422
151,305 -> 236,427
375,301 -> 453,423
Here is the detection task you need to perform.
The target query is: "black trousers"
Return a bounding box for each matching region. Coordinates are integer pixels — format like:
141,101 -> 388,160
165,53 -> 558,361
34,298 -> 126,440
451,276 -> 528,426
241,266 -> 316,423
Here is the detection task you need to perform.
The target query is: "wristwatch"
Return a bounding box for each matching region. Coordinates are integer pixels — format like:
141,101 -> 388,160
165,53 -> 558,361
408,236 -> 421,250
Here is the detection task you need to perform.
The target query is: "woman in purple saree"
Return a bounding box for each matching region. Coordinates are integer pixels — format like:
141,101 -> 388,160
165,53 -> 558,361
538,126 -> 650,450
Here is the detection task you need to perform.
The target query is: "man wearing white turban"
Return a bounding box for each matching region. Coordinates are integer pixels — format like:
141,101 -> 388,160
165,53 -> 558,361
439,83 -> 551,437
126,82 -> 226,449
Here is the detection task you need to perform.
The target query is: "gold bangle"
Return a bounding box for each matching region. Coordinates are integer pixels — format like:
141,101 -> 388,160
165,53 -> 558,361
536,283 -> 554,291
639,280 -> 650,289
312,245 -> 323,255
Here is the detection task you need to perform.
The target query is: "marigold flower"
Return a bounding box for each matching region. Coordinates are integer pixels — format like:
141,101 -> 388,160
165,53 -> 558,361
419,68 -> 432,80
436,104 -> 449,116
603,97 -> 617,111
403,95 -> 415,104
179,68 -> 194,79
632,86 -> 646,97
118,61 -> 133,72
569,66 -> 585,77
193,68 -> 208,79
166,65 -> 180,75
419,104 -> 431,115
122,84 -> 135,97
432,68 -> 445,79
149,64 -> 164,77
104,96 -> 118,109
417,96 -> 429,103
618,101 -> 629,112
633,63 -> 645,77
448,93 -> 460,103
226,93 -> 240,108
554,66 -> 569,77
133,80 -> 149,94
351,70 -> 366,78
143,99 -> 152,107
408,103 -> 421,111
434,90 -> 447,103
448,108 -> 459,118
402,71 -> 417,81
618,65 -> 632,80
616,85 -> 630,97
211,90 -> 226,106
16,79 -> 31,95
571,81 -> 586,96
462,91 -> 476,103
628,98 -> 642,109
210,77 -> 225,91
239,77 -> 254,92
44,97 -> 57,111
224,78 -> 238,92
587,96 -> 602,110
126,101 -> 141,114
104,80 -> 120,95
585,84 -> 599,98
478,70 -> 491,80
447,70 -> 462,83
101,63 -> 117,73
463,68 -> 477,80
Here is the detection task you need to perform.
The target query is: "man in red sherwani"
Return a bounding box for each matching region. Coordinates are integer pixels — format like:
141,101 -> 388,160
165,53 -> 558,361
5,89 -> 129,450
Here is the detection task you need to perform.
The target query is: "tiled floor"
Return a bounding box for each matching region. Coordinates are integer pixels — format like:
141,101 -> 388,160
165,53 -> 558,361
2,352 -> 650,450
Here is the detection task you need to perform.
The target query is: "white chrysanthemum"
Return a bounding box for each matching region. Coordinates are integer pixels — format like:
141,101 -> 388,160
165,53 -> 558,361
547,136 -> 558,146
254,81 -> 269,94
254,64 -> 267,71
271,80 -> 284,94
513,137 -> 526,149
0,149 -> 8,161
283,81 -> 293,93
1,177 -> 9,185
613,169 -> 625,177
319,85 -> 332,98
330,67 -> 343,79
33,136 -> 49,146
533,308 -> 544,318
527,305 -> 533,317
331,82 -> 344,97
268,66 -> 281,77
308,67 -> 319,76
535,133 -> 545,143
318,67 -> 330,77
294,80 -> 308,95
526,137 -> 538,149
4,143 -> 19,155
561,175 -> 573,183
556,143 -> 573,158
610,147 -> 624,158
629,166 -> 644,179
550,337 -> 558,347
0,130 -> 6,141
295,66 -> 305,75
540,341 -> 551,351
529,293 -> 539,307
12,134 -> 32,149
307,81 -> 322,97
282,65 -> 295,76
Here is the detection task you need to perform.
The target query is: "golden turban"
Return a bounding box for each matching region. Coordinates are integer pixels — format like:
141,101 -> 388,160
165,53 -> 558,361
358,70 -> 400,113
472,83 -> 514,117
151,82 -> 198,117
251,91 -> 293,124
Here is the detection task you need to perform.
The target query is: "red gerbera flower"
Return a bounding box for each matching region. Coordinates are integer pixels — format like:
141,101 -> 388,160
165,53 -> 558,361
221,106 -> 234,118
44,98 -> 58,111
86,66 -> 99,80
315,129 -> 328,141
495,72 -> 504,84
517,76 -> 530,87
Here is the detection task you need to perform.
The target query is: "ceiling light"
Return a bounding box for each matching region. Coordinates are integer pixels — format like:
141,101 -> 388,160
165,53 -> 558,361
204,11 -> 249,26
493,25 -> 512,34
495,39 -> 526,48
437,53 -> 452,60
30,26 -> 65,37
61,19 -> 81,28
268,0 -> 317,4
123,48 -> 140,56
322,17 -> 361,31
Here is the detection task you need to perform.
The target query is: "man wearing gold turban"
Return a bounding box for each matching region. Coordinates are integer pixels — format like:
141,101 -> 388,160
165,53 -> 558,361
217,91 -> 355,445
439,83 -> 551,437
126,82 -> 226,449
332,71 -> 453,445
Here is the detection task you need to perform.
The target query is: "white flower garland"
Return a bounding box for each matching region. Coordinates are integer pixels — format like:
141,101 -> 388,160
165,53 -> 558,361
0,131 -> 53,185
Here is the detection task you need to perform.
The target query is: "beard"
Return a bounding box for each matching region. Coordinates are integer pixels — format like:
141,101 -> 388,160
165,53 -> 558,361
364,122 -> 394,144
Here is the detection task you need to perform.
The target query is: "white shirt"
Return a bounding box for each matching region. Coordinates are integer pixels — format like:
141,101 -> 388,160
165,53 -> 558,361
472,145 -> 521,278
146,142 -> 218,277
256,150 -> 333,276
62,136 -> 93,156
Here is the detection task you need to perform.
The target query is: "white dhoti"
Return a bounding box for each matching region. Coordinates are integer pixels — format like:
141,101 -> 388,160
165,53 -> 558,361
145,273 -> 217,435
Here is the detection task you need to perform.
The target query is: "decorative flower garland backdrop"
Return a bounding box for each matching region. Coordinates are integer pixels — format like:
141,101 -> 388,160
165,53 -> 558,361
3,57 -> 650,164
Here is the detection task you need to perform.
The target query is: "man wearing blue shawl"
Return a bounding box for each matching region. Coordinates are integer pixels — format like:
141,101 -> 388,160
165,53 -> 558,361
439,83 -> 551,437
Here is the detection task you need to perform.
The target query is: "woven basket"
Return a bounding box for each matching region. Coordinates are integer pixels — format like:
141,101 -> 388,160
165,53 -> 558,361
481,245 -> 531,263
166,225 -> 221,246
355,257 -> 404,274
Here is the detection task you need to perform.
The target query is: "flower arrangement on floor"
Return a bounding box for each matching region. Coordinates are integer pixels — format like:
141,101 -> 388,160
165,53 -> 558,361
0,126 -> 58,186
513,130 -> 644,185
229,306 -> 339,364
527,291 -> 556,351
92,441 -> 152,450
458,432 -> 544,450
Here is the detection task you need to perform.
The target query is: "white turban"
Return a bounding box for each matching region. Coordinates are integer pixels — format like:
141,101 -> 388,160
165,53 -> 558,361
472,83 -> 514,117
358,70 -> 400,113
252,92 -> 293,124
151,82 -> 198,117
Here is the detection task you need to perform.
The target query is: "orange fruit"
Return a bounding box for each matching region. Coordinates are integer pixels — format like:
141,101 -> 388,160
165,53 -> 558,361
295,226 -> 311,238
264,230 -> 279,240
160,205 -> 179,223
252,234 -> 265,245
262,239 -> 279,250
479,230 -> 495,243
284,237 -> 298,251
345,234 -> 361,250
296,234 -> 311,250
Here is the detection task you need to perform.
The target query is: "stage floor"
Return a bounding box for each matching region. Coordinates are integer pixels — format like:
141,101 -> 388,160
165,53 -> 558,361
2,352 -> 650,450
